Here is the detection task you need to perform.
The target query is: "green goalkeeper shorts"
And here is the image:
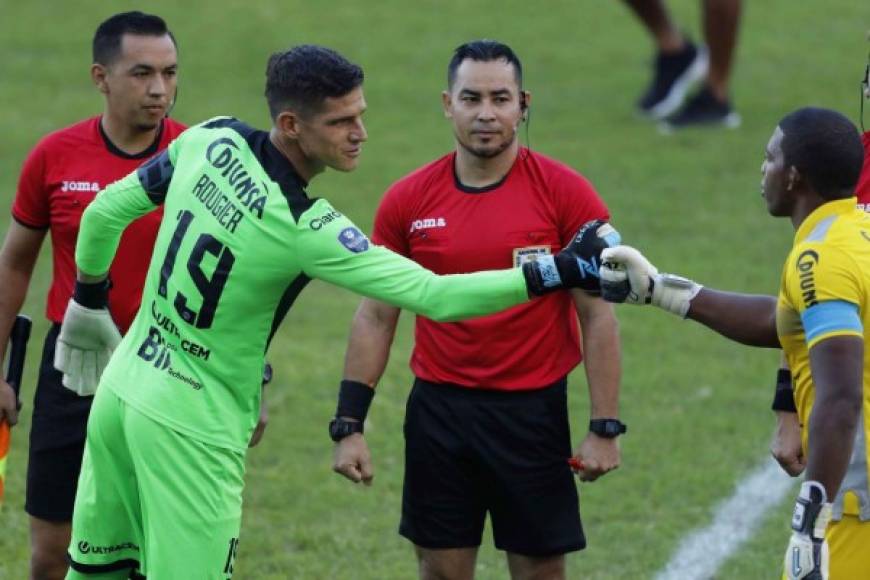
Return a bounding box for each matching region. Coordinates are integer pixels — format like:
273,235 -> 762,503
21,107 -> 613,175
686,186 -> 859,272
67,387 -> 245,579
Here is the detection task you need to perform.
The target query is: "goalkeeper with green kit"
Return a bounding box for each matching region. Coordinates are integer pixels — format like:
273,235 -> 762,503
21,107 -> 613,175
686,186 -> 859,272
55,45 -> 619,579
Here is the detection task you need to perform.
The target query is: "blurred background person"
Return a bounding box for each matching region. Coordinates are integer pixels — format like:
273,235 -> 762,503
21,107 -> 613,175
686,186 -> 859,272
623,0 -> 742,131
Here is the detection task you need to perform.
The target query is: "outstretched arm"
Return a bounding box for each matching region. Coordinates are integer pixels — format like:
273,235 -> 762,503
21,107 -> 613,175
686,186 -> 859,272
600,245 -> 780,347
300,204 -> 619,322
687,288 -> 779,347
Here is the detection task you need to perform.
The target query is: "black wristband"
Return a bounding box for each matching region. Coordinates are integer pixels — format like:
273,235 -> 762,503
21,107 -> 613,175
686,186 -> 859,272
589,418 -> 627,438
73,279 -> 111,309
771,368 -> 797,413
336,379 -> 375,421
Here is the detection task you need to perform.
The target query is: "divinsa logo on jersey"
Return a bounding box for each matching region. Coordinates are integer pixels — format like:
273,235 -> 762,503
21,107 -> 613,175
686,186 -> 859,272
61,180 -> 100,192
409,217 -> 447,233
205,138 -> 268,219
338,227 -> 370,253
796,249 -> 819,307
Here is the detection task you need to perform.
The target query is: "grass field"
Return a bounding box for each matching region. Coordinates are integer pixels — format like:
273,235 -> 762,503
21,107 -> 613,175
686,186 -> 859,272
1,1 -> 868,578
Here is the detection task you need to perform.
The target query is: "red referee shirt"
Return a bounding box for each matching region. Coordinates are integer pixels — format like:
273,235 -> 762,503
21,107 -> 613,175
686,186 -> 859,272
857,131 -> 870,208
12,116 -> 187,333
373,148 -> 609,390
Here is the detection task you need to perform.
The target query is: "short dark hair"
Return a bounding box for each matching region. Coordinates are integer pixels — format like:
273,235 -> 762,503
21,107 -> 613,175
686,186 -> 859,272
778,107 -> 864,200
264,45 -> 364,120
447,40 -> 523,89
93,11 -> 176,66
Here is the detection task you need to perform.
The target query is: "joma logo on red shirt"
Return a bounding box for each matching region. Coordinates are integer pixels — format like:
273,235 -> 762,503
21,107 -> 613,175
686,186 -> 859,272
409,217 -> 446,233
61,180 -> 100,192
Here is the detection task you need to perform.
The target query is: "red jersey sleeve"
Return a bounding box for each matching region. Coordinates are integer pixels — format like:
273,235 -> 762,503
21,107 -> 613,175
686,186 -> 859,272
551,168 -> 610,245
857,132 -> 870,206
371,181 -> 410,256
11,142 -> 50,228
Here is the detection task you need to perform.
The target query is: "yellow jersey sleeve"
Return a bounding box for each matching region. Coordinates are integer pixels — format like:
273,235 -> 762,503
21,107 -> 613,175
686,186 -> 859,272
783,241 -> 864,348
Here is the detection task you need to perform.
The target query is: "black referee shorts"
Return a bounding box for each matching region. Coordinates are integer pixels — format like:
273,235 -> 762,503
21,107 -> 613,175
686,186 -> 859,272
25,323 -> 93,521
400,377 -> 585,557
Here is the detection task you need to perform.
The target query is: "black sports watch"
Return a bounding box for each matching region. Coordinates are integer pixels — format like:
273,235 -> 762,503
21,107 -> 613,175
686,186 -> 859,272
329,417 -> 364,442
589,418 -> 627,438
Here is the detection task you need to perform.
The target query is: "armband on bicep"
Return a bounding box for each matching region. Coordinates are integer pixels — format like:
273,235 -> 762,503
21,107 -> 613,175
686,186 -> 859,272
137,149 -> 175,204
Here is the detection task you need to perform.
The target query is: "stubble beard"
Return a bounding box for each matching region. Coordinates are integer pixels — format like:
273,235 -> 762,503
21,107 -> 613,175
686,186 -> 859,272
459,131 -> 516,160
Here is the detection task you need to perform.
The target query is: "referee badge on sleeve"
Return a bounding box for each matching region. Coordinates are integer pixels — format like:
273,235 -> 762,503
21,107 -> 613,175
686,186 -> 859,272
513,246 -> 551,267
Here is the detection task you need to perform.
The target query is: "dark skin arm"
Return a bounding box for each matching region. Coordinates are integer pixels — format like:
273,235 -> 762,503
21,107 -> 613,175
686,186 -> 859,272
803,335 -> 863,498
686,288 -> 780,348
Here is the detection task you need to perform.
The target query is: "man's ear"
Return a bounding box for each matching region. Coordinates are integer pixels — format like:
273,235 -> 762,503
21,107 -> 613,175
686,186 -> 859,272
442,90 -> 452,119
787,166 -> 800,191
91,63 -> 109,94
276,110 -> 301,139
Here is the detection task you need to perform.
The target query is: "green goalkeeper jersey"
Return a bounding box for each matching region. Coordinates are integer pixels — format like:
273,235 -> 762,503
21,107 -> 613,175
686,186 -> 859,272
76,118 -> 529,451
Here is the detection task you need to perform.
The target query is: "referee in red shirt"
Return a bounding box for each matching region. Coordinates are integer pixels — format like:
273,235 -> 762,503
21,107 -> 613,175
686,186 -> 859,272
332,40 -> 623,579
0,13 -> 184,579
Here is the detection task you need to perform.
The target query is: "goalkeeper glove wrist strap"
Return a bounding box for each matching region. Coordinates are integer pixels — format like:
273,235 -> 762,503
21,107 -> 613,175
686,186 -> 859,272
652,274 -> 702,318
73,279 -> 111,309
522,255 -> 564,296
336,379 -> 375,421
792,481 -> 831,538
772,369 -> 797,413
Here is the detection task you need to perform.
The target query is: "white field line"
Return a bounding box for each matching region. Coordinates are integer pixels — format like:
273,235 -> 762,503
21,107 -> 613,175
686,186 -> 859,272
654,457 -> 797,580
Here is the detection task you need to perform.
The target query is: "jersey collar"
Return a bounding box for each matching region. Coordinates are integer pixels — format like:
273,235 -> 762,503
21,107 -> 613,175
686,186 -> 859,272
794,197 -> 857,244
450,147 -> 527,194
98,117 -> 164,160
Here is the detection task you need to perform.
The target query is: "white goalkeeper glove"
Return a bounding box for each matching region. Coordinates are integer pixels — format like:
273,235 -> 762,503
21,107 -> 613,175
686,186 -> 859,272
54,299 -> 121,396
599,245 -> 702,317
785,481 -> 831,580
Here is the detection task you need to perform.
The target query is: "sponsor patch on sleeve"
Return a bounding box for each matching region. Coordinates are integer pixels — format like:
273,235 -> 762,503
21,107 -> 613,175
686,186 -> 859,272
795,249 -> 819,308
338,227 -> 370,253
513,245 -> 551,267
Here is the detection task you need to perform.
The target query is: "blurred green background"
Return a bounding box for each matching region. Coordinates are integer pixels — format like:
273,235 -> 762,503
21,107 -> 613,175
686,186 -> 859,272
1,1 -> 867,577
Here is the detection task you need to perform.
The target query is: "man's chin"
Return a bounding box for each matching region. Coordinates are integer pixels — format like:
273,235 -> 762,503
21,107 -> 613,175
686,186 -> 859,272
134,121 -> 161,133
330,159 -> 360,173
765,201 -> 788,217
465,143 -> 509,159
460,136 -> 515,159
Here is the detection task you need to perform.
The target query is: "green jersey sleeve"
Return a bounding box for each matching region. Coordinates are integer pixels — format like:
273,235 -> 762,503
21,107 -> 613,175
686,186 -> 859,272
76,137 -> 180,276
76,171 -> 160,276
296,199 -> 529,321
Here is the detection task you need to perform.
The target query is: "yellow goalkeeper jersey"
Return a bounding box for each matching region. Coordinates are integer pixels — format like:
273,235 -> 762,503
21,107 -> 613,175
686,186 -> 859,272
777,197 -> 870,520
